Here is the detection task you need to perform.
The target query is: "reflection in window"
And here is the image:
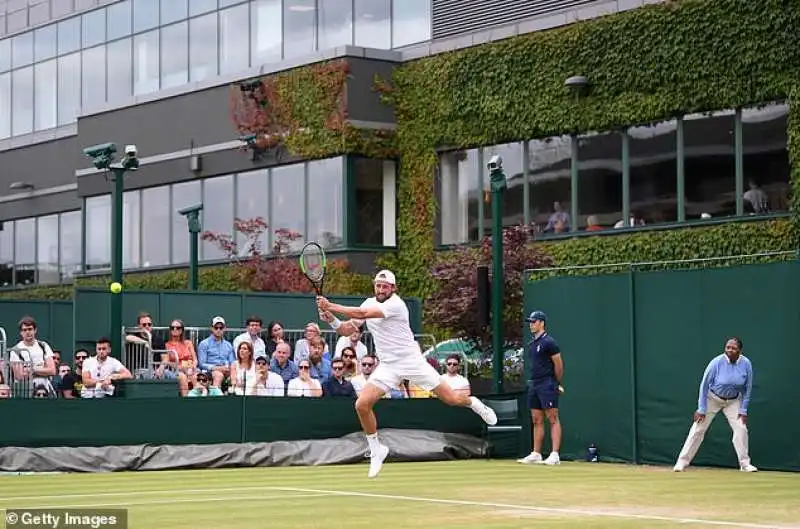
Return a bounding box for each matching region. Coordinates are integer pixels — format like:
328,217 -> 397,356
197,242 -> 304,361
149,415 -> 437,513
353,158 -> 395,246
0,39 -> 10,72
220,4 -> 249,75
742,103 -> 790,215
271,164 -> 306,252
202,176 -> 234,261
12,67 -> 33,136
34,60 -> 57,131
319,0 -> 353,50
134,30 -> 159,95
82,9 -> 107,48
485,143 -> 523,231
58,52 -> 81,126
628,120 -> 677,225
123,191 -> 141,269
161,0 -> 188,25
141,186 -> 170,267
107,0 -> 132,41
190,13 -> 217,82
354,0 -> 390,49
437,149 -> 480,244
60,211 -> 82,281
107,38 -> 132,103
684,111 -> 735,219
34,25 -> 57,62
527,136 -> 572,234
14,218 -> 36,286
577,132 -> 622,230
284,0 -> 316,59
308,158 -> 344,249
37,215 -> 59,285
0,222 -> 13,287
392,0 -> 431,48
11,33 -> 33,68
161,22 -> 188,89
57,18 -> 81,55
251,0 -> 282,66
190,0 -> 217,16
0,73 -> 11,139
236,169 -> 269,254
133,0 -> 159,33
86,195 -> 112,270
82,45 -> 107,109
172,181 -> 201,264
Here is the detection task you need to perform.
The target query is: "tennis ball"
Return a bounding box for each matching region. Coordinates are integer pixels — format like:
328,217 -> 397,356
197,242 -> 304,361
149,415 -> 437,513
110,282 -> 122,294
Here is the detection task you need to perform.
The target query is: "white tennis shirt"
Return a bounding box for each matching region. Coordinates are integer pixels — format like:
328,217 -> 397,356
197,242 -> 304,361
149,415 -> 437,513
361,294 -> 420,364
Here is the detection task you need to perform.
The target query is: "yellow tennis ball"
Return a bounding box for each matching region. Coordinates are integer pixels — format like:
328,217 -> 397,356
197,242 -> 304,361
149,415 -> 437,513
110,282 -> 122,294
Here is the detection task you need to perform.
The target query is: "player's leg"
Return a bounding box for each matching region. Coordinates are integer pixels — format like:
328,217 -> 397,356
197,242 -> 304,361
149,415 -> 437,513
720,400 -> 757,472
358,365 -> 396,478
673,397 -> 721,471
518,387 -> 544,463
542,407 -> 561,465
411,358 -> 497,425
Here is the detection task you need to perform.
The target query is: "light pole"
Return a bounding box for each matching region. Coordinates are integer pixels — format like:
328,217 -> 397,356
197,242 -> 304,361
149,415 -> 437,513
178,204 -> 204,291
83,143 -> 139,358
487,155 -> 507,394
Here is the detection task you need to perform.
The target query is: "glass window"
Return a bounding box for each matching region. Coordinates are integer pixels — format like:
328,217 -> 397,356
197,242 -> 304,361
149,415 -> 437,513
134,30 -> 159,95
236,169 -> 269,254
527,136 -> 573,235
107,0 -> 132,41
484,143 -> 523,230
0,73 -> 10,139
58,18 -> 81,55
37,215 -> 60,285
271,163 -> 306,252
0,38 -> 10,72
392,0 -> 430,48
161,0 -> 188,25
354,0 -> 389,49
14,218 -> 36,286
133,0 -> 159,33
107,38 -> 132,103
12,33 -> 33,68
34,25 -> 57,61
220,0 -> 247,6
12,67 -> 33,136
284,0 -> 316,59
58,52 -> 81,126
308,157 -> 344,249
576,132 -> 622,231
319,0 -> 352,50
34,59 -> 57,131
742,102 -> 790,215
352,158 -> 393,246
190,0 -> 218,17
437,149 -> 480,244
251,0 -> 281,65
86,195 -> 111,270
202,176 -> 234,260
123,190 -> 141,269
0,221 -> 13,288
171,180 -> 201,264
190,13 -> 217,82
82,45 -> 106,108
59,210 -> 82,281
161,22 -> 188,89
683,110 -> 735,219
219,4 -> 249,75
141,186 -> 170,267
628,120 -> 678,225
82,9 -> 106,48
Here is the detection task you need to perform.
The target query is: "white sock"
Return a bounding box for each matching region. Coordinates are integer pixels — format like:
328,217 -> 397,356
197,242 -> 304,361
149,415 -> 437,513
366,433 -> 381,452
469,396 -> 482,411
550,451 -> 559,457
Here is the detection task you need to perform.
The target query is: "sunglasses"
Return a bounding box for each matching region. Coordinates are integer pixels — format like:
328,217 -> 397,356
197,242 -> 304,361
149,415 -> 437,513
170,326 -> 183,330
332,366 -> 344,371
299,365 -> 310,370
75,355 -> 88,360
343,354 -> 355,359
446,362 -> 459,367
34,392 -> 48,397
361,362 -> 375,368
213,325 -> 225,330
140,323 -> 153,327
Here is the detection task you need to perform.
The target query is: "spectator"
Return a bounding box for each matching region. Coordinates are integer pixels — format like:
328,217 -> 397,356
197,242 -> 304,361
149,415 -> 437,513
197,316 -> 235,388
9,316 -> 56,397
164,319 -> 197,396
231,342 -> 257,396
264,321 -> 287,358
81,337 -> 133,398
340,347 -> 358,378
187,370 -> 223,397
322,358 -> 356,398
270,342 -> 298,389
293,322 -> 329,363
125,312 -> 166,371
350,353 -> 380,396
52,350 -> 62,367
334,326 -> 368,360
233,316 -> 267,359
287,359 -> 322,397
59,349 -> 89,399
252,356 -> 285,396
439,354 -> 471,396
0,384 -> 10,398
32,384 -> 50,398
308,340 -> 331,383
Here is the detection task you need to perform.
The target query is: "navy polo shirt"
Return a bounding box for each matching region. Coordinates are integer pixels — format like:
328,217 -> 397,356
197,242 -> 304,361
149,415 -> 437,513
322,377 -> 356,398
527,332 -> 560,382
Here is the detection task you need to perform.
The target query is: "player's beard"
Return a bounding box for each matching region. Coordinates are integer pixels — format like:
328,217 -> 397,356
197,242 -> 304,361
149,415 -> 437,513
376,293 -> 388,302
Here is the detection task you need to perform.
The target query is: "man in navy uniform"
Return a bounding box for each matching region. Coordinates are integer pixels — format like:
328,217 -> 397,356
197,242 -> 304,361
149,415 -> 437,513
517,310 -> 564,466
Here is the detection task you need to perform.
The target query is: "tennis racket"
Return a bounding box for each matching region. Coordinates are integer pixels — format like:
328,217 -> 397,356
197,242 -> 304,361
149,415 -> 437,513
299,241 -> 327,295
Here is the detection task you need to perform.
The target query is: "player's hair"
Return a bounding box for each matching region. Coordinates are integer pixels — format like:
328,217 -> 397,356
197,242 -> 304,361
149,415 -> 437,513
446,353 -> 462,363
245,315 -> 263,326
18,316 -> 36,330
726,337 -> 743,351
96,336 -> 112,346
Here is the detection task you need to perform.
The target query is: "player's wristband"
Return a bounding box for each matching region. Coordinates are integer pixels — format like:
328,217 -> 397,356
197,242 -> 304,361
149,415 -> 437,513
329,318 -> 342,330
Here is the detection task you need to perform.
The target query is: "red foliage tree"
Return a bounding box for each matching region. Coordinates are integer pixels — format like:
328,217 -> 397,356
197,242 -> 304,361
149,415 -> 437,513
425,224 -> 555,350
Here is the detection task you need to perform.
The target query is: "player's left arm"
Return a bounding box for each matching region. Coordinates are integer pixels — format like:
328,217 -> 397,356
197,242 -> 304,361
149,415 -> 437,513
550,341 -> 564,383
318,297 -> 386,320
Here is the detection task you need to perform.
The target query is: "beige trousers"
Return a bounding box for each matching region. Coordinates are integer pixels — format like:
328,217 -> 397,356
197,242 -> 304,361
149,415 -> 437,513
676,392 -> 751,468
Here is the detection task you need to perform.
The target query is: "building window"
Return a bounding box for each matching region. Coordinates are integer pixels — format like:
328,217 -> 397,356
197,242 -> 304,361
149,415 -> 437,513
308,157 -> 345,249
12,66 -> 33,136
742,102 -> 790,215
171,180 -> 201,264
318,0 -> 353,50
86,195 -> 112,271
0,222 -> 14,287
283,0 -> 316,59
37,215 -> 59,285
14,217 -> 36,285
684,110 -> 736,220
189,13 -> 218,82
236,168 -> 269,253
392,0 -> 431,48
437,149 -> 480,245
202,175 -> 234,260
0,72 -> 11,139
528,136 -> 572,234
354,0 -> 390,49
485,142 -> 524,233
251,0 -> 282,66
133,30 -> 159,96
628,119 -> 677,225
60,211 -> 82,281
34,59 -> 57,131
123,190 -> 142,269
271,162 -> 306,252
57,52 -> 80,126
219,4 -> 249,75
160,22 -> 188,89
107,0 -> 133,41
107,38 -> 133,103
351,157 -> 396,247
82,45 -> 107,109
141,186 -> 170,267
577,132 -> 622,231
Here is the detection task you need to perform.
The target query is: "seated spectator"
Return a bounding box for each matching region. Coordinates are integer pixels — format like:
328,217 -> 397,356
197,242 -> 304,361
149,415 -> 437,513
125,312 -> 166,372
350,353 -> 381,396
164,319 -> 198,396
81,337 -> 133,398
251,356 -> 285,396
197,316 -> 235,388
10,316 -> 57,397
293,322 -> 329,363
32,384 -> 50,398
187,370 -> 224,397
264,320 -> 288,358
0,384 -> 11,398
231,342 -> 257,396
308,340 -> 331,383
340,347 -> 358,378
322,359 -> 356,398
334,327 -> 368,360
233,316 -> 267,359
287,359 -> 322,397
439,354 -> 471,396
270,342 -> 298,389
58,349 -> 88,399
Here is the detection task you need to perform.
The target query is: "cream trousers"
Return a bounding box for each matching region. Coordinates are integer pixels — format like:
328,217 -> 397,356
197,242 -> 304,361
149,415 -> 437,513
676,391 -> 751,468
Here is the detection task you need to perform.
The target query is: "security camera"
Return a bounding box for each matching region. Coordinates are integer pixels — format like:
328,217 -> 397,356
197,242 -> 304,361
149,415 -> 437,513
487,155 -> 503,171
124,144 -> 137,158
120,144 -> 139,170
83,143 -> 117,169
178,204 -> 204,217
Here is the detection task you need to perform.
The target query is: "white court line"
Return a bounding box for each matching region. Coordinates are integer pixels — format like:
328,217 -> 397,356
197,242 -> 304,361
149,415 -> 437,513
0,485 -> 310,503
269,486 -> 800,529
0,493 -> 331,511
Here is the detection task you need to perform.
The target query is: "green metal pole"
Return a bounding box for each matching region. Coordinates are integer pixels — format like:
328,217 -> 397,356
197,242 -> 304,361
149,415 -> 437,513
734,108 -> 744,216
490,166 -> 507,394
189,228 -> 199,291
110,167 -> 125,358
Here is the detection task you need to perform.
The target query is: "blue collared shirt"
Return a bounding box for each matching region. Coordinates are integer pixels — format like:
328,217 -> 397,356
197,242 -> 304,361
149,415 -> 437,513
270,358 -> 299,386
197,336 -> 235,371
697,353 -> 754,415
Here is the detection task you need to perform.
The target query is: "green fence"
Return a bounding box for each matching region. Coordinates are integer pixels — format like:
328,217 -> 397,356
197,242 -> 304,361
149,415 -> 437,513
0,300 -> 73,353
523,257 -> 800,472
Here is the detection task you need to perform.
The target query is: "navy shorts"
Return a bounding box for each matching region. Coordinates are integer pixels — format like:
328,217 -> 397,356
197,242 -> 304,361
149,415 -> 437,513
527,378 -> 559,410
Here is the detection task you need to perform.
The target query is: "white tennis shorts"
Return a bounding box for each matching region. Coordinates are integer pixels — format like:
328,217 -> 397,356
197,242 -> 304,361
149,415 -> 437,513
367,355 -> 442,394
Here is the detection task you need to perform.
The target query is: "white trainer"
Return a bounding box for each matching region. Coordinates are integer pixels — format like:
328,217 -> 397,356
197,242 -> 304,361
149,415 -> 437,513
673,463 -> 686,472
741,464 -> 758,472
368,443 -> 389,478
543,452 -> 560,465
470,397 -> 498,425
517,452 -> 543,464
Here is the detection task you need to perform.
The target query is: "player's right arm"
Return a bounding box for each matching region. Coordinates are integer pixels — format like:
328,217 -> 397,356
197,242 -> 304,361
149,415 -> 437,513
320,311 -> 363,336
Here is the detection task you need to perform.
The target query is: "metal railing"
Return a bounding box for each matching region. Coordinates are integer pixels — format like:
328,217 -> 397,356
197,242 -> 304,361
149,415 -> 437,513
0,327 -> 61,399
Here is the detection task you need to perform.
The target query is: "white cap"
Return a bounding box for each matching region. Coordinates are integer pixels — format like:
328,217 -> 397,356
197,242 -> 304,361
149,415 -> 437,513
212,316 -> 226,326
373,269 -> 396,285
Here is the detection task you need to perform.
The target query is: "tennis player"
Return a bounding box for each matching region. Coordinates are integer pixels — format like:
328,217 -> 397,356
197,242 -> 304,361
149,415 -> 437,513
317,269 -> 498,478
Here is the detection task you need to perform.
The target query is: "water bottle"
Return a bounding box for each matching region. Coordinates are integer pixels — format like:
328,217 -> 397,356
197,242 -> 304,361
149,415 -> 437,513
586,443 -> 598,462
